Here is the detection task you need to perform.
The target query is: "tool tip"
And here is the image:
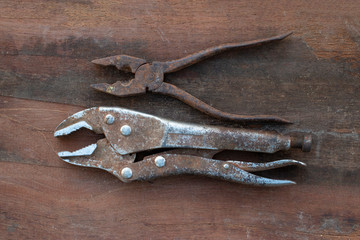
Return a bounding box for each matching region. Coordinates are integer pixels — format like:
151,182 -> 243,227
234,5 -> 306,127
282,119 -> 293,124
91,57 -> 113,66
90,83 -> 109,92
282,31 -> 293,39
270,117 -> 292,124
282,159 -> 307,167
298,161 -> 307,167
266,179 -> 296,186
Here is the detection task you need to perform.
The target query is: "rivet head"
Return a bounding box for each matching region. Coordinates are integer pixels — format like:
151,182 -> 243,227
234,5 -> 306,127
121,125 -> 131,136
223,163 -> 230,169
154,156 -> 166,168
105,114 -> 114,124
121,167 -> 133,179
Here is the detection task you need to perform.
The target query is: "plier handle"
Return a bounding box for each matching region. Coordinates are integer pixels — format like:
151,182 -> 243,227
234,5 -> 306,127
91,32 -> 293,124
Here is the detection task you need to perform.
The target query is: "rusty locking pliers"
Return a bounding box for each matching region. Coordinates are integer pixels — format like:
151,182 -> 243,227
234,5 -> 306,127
54,107 -> 311,186
91,32 -> 293,124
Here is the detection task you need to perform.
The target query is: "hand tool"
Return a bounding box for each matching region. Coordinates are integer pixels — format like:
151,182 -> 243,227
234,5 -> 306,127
91,32 -> 293,124
54,107 -> 311,186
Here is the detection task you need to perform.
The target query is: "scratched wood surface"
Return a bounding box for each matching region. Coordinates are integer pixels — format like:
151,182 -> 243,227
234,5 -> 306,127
1,0 -> 360,239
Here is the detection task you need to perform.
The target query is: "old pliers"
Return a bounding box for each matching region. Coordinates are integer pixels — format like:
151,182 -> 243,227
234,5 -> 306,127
91,32 -> 293,124
54,107 -> 311,186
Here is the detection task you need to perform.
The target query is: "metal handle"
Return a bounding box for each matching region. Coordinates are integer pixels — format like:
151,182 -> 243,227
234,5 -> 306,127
160,32 -> 293,73
165,120 -> 310,153
154,83 -> 291,124
119,154 -> 300,186
99,107 -> 311,155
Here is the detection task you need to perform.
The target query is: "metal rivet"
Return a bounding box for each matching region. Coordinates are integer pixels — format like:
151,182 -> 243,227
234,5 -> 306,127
154,156 -> 166,168
121,125 -> 131,136
121,167 -> 133,179
105,114 -> 114,124
223,163 -> 229,169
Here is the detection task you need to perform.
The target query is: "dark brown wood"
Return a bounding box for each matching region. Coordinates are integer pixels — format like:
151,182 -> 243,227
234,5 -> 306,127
1,0 -> 360,239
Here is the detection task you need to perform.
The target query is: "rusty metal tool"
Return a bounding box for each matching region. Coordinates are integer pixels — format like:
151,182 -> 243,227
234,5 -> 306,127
54,107 -> 311,186
91,32 -> 293,124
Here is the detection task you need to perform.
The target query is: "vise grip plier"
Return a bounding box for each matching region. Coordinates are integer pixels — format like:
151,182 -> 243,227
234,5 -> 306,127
91,32 -> 292,124
54,107 -> 311,186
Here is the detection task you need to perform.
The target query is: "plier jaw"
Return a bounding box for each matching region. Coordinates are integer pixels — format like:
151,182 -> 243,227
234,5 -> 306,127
54,107 -> 104,137
91,62 -> 165,97
54,107 -> 310,186
58,138 -> 137,182
91,54 -> 149,97
91,55 -> 146,73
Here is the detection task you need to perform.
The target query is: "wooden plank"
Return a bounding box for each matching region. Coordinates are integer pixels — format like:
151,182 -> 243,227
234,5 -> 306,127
0,0 -> 359,60
1,39 -> 359,129
1,0 -> 360,239
0,1 -> 359,128
1,162 -> 360,240
1,96 -> 359,183
1,96 -> 360,239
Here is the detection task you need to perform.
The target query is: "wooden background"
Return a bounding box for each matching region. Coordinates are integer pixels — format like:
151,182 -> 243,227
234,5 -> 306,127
1,0 -> 359,239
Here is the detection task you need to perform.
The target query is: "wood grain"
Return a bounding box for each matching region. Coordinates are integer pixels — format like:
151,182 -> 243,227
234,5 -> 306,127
0,0 -> 360,239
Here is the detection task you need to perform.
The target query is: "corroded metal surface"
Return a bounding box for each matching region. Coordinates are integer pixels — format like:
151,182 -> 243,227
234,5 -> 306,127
91,32 -> 293,124
153,82 -> 291,123
54,107 -> 311,186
